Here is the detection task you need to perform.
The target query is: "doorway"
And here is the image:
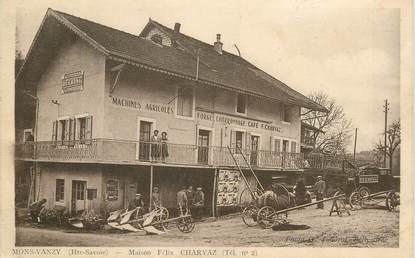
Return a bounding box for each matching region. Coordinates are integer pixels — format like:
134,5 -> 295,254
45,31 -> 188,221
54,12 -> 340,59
198,130 -> 210,164
139,121 -> 153,161
71,180 -> 86,215
250,135 -> 260,166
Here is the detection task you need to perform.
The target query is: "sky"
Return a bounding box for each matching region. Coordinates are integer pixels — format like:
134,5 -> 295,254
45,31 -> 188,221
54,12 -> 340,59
14,0 -> 401,152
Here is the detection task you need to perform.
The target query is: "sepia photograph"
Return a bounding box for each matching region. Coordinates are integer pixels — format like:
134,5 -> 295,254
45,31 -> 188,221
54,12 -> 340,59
0,0 -> 412,257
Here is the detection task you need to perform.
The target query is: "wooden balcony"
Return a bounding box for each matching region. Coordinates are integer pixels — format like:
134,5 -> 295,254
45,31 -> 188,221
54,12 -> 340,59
15,139 -> 344,170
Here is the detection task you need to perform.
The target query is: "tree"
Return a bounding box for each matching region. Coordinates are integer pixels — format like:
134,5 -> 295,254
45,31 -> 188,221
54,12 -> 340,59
374,121 -> 401,171
301,91 -> 353,155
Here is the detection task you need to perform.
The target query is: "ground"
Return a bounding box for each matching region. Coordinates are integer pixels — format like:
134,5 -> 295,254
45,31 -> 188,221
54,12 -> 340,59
16,202 -> 399,248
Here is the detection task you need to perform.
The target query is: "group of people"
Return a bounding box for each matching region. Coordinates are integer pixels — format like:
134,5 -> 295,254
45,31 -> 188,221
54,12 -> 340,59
149,130 -> 169,162
293,175 -> 326,208
128,185 -> 206,220
176,185 -> 205,220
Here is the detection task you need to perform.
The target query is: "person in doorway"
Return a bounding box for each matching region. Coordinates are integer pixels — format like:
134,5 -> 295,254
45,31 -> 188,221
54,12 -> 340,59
193,187 -> 205,220
160,132 -> 169,163
129,193 -> 145,213
29,198 -> 47,223
314,176 -> 326,209
294,177 -> 307,205
151,186 -> 162,208
177,186 -> 188,214
150,130 -> 161,162
186,185 -> 195,212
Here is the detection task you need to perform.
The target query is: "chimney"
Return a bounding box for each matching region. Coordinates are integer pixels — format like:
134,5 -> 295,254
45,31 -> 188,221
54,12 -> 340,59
214,34 -> 223,54
172,22 -> 181,47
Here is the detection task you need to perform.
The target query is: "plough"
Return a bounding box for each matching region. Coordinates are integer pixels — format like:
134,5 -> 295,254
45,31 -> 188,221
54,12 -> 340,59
348,189 -> 400,211
107,205 -> 195,234
243,193 -> 350,229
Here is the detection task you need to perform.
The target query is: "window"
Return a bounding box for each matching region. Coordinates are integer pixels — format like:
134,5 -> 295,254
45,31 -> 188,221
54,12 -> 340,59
52,116 -> 93,145
236,93 -> 247,114
74,181 -> 85,200
176,86 -> 194,118
274,139 -> 281,152
282,140 -> 289,152
235,131 -> 243,153
151,34 -> 163,45
23,129 -> 34,142
282,105 -> 291,123
87,189 -> 97,200
291,141 -> 297,153
55,179 -> 65,202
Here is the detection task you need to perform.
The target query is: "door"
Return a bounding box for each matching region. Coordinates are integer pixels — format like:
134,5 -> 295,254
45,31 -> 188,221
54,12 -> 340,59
282,140 -> 289,168
198,130 -> 210,164
71,180 -> 86,215
250,135 -> 259,166
139,121 -> 152,160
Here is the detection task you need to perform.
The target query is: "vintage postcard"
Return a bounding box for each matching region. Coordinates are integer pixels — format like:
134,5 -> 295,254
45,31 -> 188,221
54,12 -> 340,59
0,0 -> 412,257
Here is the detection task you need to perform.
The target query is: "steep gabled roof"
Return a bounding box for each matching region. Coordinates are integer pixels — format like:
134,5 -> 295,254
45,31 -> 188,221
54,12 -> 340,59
17,8 -> 327,112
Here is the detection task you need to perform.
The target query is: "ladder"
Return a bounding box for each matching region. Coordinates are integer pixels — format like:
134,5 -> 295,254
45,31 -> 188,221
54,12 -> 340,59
226,145 -> 264,200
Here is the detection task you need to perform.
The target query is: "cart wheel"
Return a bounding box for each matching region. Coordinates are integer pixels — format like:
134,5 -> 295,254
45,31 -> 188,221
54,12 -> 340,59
358,187 -> 370,199
239,188 -> 263,209
386,192 -> 400,211
242,205 -> 258,227
257,206 -> 275,229
349,192 -> 360,207
153,207 -> 169,230
177,216 -> 195,233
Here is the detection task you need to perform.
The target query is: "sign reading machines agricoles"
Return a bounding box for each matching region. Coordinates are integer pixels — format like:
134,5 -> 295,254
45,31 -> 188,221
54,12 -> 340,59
62,71 -> 84,94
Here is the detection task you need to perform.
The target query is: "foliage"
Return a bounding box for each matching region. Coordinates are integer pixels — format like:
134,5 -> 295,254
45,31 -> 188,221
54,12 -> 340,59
373,120 -> 401,169
301,91 -> 353,155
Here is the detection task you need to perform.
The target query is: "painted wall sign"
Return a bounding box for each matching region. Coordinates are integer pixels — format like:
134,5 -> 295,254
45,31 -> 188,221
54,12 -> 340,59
112,97 -> 142,110
110,96 -> 174,114
145,103 -> 174,114
62,71 -> 84,94
197,111 -> 282,133
217,170 -> 240,207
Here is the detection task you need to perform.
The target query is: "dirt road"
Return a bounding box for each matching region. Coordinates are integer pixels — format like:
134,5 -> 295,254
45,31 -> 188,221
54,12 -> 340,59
16,204 -> 399,247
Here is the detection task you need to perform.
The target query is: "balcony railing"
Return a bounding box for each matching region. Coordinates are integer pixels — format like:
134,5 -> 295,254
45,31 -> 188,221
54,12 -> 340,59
15,139 -> 345,170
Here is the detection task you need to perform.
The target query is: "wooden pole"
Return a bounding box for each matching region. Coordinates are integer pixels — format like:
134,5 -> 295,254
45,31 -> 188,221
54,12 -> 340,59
212,168 -> 218,218
353,128 -> 358,161
149,166 -> 154,211
383,99 -> 389,167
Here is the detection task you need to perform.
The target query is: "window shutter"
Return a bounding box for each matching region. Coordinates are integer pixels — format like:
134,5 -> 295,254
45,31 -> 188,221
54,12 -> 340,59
52,120 -> 58,144
69,118 -> 76,146
274,139 -> 281,152
230,130 -> 235,149
269,136 -> 273,151
64,119 -> 70,145
85,116 -> 93,144
246,132 -> 251,151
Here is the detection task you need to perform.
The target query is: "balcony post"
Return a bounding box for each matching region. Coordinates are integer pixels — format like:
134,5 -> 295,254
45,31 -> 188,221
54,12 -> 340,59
149,165 -> 154,211
212,168 -> 218,218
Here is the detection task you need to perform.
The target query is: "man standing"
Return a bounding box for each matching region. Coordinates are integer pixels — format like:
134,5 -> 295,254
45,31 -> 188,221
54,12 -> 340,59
152,186 -> 162,208
193,187 -> 205,220
314,176 -> 326,209
177,186 -> 188,214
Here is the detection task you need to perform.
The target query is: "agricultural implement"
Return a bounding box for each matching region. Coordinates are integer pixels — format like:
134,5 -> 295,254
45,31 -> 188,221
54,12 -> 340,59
348,189 -> 400,211
107,205 -> 195,234
227,146 -> 351,229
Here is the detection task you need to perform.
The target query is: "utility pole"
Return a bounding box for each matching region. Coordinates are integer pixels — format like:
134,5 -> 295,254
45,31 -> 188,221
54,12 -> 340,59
353,128 -> 358,161
383,99 -> 389,168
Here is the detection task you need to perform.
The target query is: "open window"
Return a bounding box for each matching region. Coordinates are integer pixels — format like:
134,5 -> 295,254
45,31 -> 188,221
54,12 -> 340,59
282,104 -> 292,123
52,115 -> 92,146
55,179 -> 65,203
236,93 -> 247,114
176,86 -> 194,118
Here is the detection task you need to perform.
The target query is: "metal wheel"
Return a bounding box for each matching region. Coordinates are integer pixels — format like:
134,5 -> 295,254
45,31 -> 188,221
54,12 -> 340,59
177,216 -> 195,233
239,188 -> 263,209
349,192 -> 361,207
153,207 -> 169,230
242,205 -> 258,227
386,192 -> 400,211
358,186 -> 370,199
257,206 -> 275,229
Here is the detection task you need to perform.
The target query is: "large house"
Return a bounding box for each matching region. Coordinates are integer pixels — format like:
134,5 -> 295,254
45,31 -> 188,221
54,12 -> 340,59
15,9 -> 326,216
